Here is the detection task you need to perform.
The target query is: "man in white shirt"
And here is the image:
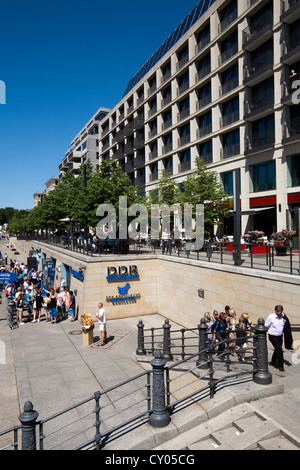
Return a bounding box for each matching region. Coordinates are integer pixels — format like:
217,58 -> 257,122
96,301 -> 107,346
265,305 -> 286,371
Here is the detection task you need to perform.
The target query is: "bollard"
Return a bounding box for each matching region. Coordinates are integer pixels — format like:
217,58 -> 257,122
197,318 -> 209,369
149,350 -> 170,428
162,319 -> 173,361
136,320 -> 146,355
253,318 -> 272,385
19,401 -> 39,450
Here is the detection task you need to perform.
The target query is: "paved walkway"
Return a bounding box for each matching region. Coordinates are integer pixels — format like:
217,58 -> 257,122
0,238 -> 300,450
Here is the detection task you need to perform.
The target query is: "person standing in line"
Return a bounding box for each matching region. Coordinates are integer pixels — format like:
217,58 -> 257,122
31,287 -> 43,323
265,305 -> 293,372
43,293 -> 51,322
68,291 -> 76,322
96,301 -> 107,346
16,291 -> 25,325
48,289 -> 58,324
212,312 -> 229,359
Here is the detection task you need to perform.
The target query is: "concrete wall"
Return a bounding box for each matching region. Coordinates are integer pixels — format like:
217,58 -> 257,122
13,239 -> 300,327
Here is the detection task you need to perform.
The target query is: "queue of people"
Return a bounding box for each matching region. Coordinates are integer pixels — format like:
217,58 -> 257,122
3,263 -> 76,326
204,305 -> 293,369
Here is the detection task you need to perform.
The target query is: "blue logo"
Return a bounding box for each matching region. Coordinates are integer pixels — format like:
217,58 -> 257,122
118,283 -> 130,294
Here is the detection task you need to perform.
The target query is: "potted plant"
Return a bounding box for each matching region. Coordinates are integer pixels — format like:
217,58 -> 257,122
270,229 -> 297,256
243,230 -> 265,244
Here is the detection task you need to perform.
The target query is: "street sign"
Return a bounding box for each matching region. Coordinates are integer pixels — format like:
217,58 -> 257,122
0,272 -> 17,282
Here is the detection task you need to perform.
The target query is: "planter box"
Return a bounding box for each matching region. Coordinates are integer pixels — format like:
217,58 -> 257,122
251,246 -> 267,254
275,245 -> 288,256
82,327 -> 94,346
226,244 -> 245,252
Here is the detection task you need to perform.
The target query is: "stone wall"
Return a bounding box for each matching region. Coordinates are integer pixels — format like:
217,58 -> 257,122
13,239 -> 300,327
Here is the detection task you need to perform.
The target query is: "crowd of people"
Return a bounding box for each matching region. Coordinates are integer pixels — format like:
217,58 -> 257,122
204,305 -> 293,370
204,306 -> 253,362
4,262 -> 76,326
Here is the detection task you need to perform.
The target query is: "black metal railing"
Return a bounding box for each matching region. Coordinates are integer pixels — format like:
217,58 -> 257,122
0,315 -> 272,450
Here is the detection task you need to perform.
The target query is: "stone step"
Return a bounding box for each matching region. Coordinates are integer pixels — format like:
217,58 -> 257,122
257,434 -> 300,451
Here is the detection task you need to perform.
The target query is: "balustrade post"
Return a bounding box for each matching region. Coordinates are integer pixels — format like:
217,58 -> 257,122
253,318 -> 272,385
196,318 -> 208,369
136,320 -> 146,355
18,401 -> 39,450
162,319 -> 173,361
149,350 -> 170,428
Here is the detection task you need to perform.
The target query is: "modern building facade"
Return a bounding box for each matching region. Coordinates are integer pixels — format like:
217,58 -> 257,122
59,106 -> 111,179
58,0 -> 300,237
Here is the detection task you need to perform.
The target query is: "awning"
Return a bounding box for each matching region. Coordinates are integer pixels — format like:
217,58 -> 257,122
231,207 -> 275,216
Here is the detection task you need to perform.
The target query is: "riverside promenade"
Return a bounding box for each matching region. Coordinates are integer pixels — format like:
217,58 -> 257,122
0,239 -> 300,451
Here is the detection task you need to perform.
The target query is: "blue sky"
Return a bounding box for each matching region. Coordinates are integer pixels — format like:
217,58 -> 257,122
0,0 -> 199,211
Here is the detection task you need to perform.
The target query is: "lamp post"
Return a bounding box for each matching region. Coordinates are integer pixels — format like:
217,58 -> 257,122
233,169 -> 243,266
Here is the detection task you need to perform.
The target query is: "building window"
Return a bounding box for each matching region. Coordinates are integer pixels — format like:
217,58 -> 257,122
195,23 -> 210,52
179,149 -> 191,172
250,160 -> 276,193
221,63 -> 238,96
199,140 -> 212,164
219,0 -> 237,33
221,169 -> 241,196
198,111 -> 212,137
287,154 -> 300,187
221,96 -> 239,127
222,128 -> 240,159
220,31 -> 238,64
252,114 -> 275,147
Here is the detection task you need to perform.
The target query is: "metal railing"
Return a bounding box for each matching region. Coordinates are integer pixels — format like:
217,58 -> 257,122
0,315 -> 272,450
16,235 -> 300,276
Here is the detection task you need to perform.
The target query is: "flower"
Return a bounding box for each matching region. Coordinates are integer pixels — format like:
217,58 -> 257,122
243,230 -> 265,242
270,229 -> 296,245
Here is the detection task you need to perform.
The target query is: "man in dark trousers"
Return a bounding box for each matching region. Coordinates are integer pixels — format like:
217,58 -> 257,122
265,305 -> 293,372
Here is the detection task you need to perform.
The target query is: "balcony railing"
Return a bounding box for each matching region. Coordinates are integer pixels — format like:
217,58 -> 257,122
283,116 -> 300,141
178,134 -> 190,147
220,143 -> 240,159
178,160 -> 191,173
149,172 -> 158,182
245,128 -> 275,153
219,77 -> 239,97
220,110 -> 239,128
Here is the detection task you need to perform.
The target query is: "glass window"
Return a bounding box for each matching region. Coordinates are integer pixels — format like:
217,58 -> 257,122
250,160 -> 276,192
287,154 -> 300,187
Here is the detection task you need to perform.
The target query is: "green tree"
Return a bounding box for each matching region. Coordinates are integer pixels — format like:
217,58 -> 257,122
180,157 -> 231,226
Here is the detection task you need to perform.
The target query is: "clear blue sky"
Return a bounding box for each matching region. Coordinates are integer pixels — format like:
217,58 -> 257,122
0,0 -> 199,211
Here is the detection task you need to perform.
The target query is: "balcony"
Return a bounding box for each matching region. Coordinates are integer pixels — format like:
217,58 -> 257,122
135,175 -> 146,187
197,125 -> 212,138
220,110 -> 239,128
220,143 -> 240,159
243,61 -> 273,87
134,156 -> 145,169
218,9 -> 237,34
196,94 -> 211,111
149,172 -> 158,182
176,54 -> 189,72
282,116 -> 300,143
245,129 -> 275,155
124,140 -> 134,155
242,23 -> 273,52
219,77 -> 239,97
178,160 -> 191,173
162,141 -> 173,155
244,98 -> 274,121
177,80 -> 190,97
280,0 -> 300,24
281,36 -> 300,65
195,65 -> 211,82
218,44 -> 238,66
178,134 -> 190,148
177,107 -> 190,123
149,149 -> 158,161
125,159 -> 135,172
162,117 -> 172,131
